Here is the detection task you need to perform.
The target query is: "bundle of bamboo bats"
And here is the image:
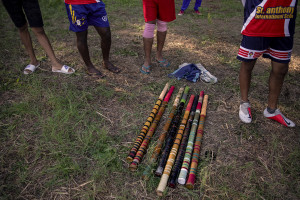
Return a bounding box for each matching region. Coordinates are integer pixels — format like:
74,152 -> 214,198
127,83 -> 209,196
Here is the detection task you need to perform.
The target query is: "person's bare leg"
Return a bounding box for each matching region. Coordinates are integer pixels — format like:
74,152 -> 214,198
31,27 -> 73,72
156,30 -> 167,62
264,60 -> 295,127
76,30 -> 105,78
142,21 -> 156,73
267,61 -> 288,109
94,26 -> 120,73
18,23 -> 39,66
143,37 -> 154,72
239,60 -> 256,102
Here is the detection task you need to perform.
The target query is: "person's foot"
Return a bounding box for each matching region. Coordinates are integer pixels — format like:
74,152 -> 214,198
103,61 -> 121,73
87,67 -> 106,78
52,63 -> 74,73
194,10 -> 201,15
263,108 -> 295,127
52,65 -> 75,74
24,61 -> 40,74
178,10 -> 184,16
239,102 -> 252,123
156,58 -> 170,67
156,54 -> 170,67
140,65 -> 151,74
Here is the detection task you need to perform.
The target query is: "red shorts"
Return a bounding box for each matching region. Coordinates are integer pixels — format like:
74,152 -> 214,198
143,0 -> 176,22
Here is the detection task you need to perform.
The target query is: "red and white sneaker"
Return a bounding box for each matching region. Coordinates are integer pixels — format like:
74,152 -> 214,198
239,102 -> 252,123
178,10 -> 184,16
263,108 -> 295,127
194,10 -> 201,15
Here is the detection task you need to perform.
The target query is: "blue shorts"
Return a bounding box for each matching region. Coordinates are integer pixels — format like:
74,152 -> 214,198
237,35 -> 294,63
65,2 -> 109,32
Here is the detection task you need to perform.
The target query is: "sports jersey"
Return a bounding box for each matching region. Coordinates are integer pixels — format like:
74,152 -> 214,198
241,0 -> 298,37
65,0 -> 101,4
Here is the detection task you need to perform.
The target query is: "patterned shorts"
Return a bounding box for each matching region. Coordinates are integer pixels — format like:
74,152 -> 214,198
237,35 -> 294,63
65,1 -> 109,32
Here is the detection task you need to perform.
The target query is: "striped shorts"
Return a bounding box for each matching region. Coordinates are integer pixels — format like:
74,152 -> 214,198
237,35 -> 294,63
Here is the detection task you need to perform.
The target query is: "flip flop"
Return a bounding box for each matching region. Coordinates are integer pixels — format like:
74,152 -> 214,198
156,59 -> 170,67
140,65 -> 151,74
52,65 -> 75,74
24,63 -> 40,74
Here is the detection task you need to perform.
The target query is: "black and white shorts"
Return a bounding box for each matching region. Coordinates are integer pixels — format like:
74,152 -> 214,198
2,0 -> 44,28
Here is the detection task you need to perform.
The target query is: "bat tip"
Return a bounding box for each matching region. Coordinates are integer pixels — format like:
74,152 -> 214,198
129,162 -> 138,172
155,167 -> 163,177
185,183 -> 194,190
156,190 -> 163,196
168,183 -> 176,188
126,157 -> 133,163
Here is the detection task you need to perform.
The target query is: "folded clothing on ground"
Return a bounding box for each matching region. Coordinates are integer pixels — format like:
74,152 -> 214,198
168,63 -> 217,83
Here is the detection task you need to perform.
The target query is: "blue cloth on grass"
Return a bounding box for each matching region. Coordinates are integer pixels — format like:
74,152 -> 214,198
168,63 -> 201,83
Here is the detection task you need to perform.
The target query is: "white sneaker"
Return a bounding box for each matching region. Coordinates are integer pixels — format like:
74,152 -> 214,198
239,102 -> 252,123
263,108 -> 295,127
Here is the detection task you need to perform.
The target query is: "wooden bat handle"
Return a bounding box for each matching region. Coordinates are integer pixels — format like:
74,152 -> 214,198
200,95 -> 208,116
159,83 -> 169,100
173,87 -> 184,107
157,174 -> 168,196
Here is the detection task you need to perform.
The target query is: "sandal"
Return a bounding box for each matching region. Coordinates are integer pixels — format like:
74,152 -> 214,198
52,65 -> 75,74
140,65 -> 151,74
24,63 -> 40,74
156,59 -> 170,67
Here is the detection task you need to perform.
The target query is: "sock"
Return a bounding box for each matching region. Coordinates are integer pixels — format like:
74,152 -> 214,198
267,107 -> 276,114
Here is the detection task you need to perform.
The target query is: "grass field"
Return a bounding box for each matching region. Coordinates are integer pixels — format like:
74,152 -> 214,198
0,0 -> 300,199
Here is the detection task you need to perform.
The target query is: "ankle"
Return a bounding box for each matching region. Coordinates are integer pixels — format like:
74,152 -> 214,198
31,60 -> 39,66
156,55 -> 162,60
103,60 -> 110,64
267,107 -> 276,114
143,61 -> 151,67
240,99 -> 249,104
52,63 -> 63,70
51,59 -> 62,67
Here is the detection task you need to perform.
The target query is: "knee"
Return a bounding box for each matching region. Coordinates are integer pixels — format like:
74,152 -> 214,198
102,30 -> 111,41
32,27 -> 46,36
76,37 -> 85,48
241,60 -> 255,72
18,23 -> 29,33
143,23 -> 155,38
272,63 -> 289,76
76,31 -> 88,48
157,20 -> 167,32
